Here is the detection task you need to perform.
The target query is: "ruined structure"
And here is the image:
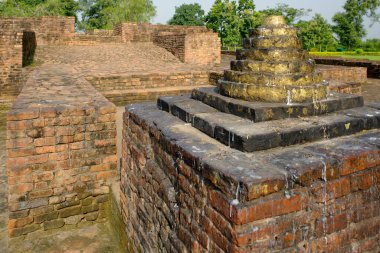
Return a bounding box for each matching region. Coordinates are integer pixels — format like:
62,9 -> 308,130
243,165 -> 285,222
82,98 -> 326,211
2,16 -> 221,239
122,16 -> 380,252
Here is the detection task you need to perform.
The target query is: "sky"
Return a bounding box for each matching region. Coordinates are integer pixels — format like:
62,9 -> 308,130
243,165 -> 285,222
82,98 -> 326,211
151,0 -> 380,39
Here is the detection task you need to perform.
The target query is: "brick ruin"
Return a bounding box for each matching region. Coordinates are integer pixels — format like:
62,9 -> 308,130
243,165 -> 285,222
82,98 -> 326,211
0,15 -> 222,238
0,14 -> 378,252
121,16 -> 380,252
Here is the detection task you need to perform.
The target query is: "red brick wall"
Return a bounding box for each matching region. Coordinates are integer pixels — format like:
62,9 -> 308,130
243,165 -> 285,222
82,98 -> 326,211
114,22 -> 221,65
86,71 -> 212,105
0,17 -> 75,101
318,65 -> 367,84
122,108 -> 380,252
184,33 -> 221,65
0,17 -> 75,45
313,56 -> 380,79
0,30 -> 24,100
6,64 -> 118,237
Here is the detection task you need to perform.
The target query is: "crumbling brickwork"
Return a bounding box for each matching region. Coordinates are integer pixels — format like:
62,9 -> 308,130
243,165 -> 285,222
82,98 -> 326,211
122,103 -> 380,252
6,64 -> 118,237
87,71 -> 211,105
313,56 -> 380,79
114,23 -> 221,65
0,29 -> 23,100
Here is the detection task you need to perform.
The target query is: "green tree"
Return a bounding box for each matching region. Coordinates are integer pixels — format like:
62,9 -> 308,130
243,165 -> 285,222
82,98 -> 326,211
80,0 -> 156,30
168,3 -> 205,26
333,0 -> 380,49
296,14 -> 337,51
205,0 -> 256,47
260,3 -> 311,25
0,0 -> 79,20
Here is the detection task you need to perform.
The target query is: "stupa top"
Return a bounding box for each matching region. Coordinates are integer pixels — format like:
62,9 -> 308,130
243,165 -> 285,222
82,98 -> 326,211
219,15 -> 329,104
262,15 -> 287,27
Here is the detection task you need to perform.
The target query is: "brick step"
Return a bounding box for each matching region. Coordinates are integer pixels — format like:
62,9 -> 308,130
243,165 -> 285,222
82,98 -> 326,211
157,96 -> 380,152
102,85 -> 212,106
191,87 -> 364,122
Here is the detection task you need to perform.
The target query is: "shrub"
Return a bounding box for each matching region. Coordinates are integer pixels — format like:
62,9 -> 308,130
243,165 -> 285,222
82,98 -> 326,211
310,47 -> 319,52
355,48 -> 364,54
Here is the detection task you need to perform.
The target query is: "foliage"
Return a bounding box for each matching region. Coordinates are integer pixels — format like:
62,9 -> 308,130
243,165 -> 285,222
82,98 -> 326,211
295,14 -> 337,51
205,0 -> 256,46
333,0 -> 380,50
79,0 -> 156,30
259,3 -> 311,25
168,3 -> 205,26
361,38 -> 380,51
0,0 -> 79,20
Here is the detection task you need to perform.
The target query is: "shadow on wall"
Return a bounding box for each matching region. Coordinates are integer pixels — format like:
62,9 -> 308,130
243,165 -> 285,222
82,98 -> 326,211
22,31 -> 37,67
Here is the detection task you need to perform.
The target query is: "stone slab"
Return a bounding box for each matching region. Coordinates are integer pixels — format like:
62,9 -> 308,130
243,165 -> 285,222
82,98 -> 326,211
192,87 -> 364,122
157,96 -> 379,152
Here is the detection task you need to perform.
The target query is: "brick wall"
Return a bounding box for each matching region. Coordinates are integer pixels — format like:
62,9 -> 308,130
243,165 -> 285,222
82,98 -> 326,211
86,71 -> 212,105
121,106 -> 380,252
114,22 -> 221,65
6,64 -> 118,237
313,56 -> 380,79
0,17 -> 75,45
317,65 -> 366,95
0,16 -> 75,101
184,33 -> 221,65
0,29 -> 24,100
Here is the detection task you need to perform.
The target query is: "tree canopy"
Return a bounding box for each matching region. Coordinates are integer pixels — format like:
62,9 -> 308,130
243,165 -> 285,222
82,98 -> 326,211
79,0 -> 156,30
333,0 -> 380,49
296,14 -> 337,51
0,0 -> 79,20
205,0 -> 256,47
168,3 -> 205,26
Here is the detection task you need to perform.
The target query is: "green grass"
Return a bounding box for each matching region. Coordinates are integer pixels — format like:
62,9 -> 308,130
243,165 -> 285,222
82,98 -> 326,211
339,55 -> 380,61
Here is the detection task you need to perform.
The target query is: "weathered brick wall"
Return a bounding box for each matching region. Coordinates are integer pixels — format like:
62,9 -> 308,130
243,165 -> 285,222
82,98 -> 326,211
313,56 -> 380,79
114,22 -> 221,65
318,65 -> 367,84
0,17 -> 75,45
185,33 -> 221,65
86,71 -> 211,105
153,34 -> 187,61
6,64 -> 118,237
121,107 -> 380,252
0,30 -> 24,100
0,16 -> 75,101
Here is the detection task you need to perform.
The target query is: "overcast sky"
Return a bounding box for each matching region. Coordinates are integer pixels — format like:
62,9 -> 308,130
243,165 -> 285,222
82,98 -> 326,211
152,0 -> 380,39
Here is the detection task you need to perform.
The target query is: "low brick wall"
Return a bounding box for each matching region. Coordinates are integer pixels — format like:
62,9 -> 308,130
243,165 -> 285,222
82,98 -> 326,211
6,64 -> 118,237
86,71 -> 211,105
121,105 -> 380,252
313,56 -> 380,79
317,65 -> 366,95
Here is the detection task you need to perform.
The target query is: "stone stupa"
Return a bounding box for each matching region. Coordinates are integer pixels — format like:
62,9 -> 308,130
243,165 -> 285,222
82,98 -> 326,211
220,15 -> 328,104
121,15 -> 380,253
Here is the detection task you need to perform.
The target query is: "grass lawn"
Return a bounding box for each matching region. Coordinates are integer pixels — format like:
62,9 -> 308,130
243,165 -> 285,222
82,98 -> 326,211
340,55 -> 380,61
